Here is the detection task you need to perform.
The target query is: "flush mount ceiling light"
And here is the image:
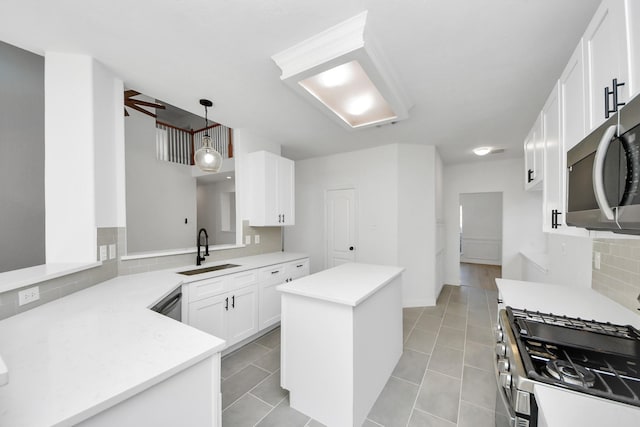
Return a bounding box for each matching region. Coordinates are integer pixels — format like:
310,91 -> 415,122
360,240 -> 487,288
194,99 -> 223,173
272,11 -> 412,130
473,147 -> 492,156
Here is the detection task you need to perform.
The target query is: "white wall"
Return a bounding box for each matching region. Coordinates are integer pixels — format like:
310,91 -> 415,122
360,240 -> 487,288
285,143 -> 442,307
45,53 -> 97,263
443,157 -> 546,284
459,192 -> 503,265
125,104 -> 196,253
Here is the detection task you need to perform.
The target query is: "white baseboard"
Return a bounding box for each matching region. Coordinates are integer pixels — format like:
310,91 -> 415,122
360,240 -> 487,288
403,298 -> 436,308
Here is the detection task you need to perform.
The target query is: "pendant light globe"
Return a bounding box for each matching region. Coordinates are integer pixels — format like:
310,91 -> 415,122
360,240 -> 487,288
195,99 -> 223,173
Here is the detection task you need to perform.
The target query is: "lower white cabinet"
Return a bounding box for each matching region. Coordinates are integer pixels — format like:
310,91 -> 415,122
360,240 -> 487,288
186,257 -> 309,347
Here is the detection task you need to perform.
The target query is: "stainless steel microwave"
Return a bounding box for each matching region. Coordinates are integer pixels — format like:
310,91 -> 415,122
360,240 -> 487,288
566,94 -> 640,234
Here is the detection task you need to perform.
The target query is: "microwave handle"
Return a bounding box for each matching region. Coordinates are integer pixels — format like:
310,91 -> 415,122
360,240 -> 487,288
593,125 -> 618,220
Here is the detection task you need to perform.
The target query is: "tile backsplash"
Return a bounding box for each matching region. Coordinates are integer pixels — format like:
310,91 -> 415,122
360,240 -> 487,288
592,238 -> 640,315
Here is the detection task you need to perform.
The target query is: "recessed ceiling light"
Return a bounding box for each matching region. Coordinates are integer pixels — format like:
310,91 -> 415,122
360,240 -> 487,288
345,94 -> 374,116
473,147 -> 492,156
226,176 -> 232,180
317,64 -> 352,88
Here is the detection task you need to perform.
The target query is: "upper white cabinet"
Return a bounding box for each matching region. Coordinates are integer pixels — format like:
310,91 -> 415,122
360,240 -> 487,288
627,0 -> 640,98
584,0 -> 630,131
542,82 -> 562,232
560,40 -> 588,153
524,113 -> 543,191
248,151 -> 295,226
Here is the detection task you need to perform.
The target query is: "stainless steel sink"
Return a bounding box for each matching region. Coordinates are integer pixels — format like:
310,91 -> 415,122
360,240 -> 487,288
178,263 -> 241,276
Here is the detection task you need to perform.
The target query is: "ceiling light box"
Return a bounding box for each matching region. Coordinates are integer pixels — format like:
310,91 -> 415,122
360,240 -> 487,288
272,11 -> 412,130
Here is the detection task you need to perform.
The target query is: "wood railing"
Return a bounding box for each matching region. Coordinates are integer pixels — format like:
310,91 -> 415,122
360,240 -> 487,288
156,121 -> 233,166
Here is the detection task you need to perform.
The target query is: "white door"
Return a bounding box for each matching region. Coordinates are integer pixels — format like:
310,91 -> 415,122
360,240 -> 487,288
326,188 -> 356,268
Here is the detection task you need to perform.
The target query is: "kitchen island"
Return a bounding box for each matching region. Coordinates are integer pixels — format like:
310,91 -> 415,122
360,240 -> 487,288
278,262 -> 404,427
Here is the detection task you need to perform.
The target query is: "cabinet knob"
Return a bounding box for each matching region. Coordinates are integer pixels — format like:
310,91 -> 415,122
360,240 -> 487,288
349,246 -> 354,251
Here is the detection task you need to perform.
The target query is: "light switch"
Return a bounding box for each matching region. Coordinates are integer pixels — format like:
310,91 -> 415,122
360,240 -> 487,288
99,245 -> 107,261
255,235 -> 261,244
109,244 -> 116,260
594,251 -> 601,270
245,235 -> 251,245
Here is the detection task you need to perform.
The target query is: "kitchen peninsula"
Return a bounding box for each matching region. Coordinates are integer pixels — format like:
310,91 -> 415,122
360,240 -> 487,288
278,262 -> 404,427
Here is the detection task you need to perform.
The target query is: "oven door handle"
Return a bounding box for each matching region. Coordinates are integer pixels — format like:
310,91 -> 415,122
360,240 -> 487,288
593,125 -> 618,221
494,371 -> 517,427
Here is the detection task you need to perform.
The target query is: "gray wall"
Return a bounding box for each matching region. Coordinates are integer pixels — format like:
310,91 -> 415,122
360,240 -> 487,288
0,41 -> 45,272
197,179 -> 236,245
125,106 -> 197,253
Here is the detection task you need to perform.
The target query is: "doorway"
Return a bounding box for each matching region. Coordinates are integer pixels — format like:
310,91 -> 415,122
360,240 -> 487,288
459,192 -> 503,290
325,188 -> 356,268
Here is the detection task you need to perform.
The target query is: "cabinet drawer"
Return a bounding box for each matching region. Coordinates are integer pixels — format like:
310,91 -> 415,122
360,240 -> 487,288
228,270 -> 258,289
188,276 -> 226,302
259,264 -> 285,281
286,259 -> 309,279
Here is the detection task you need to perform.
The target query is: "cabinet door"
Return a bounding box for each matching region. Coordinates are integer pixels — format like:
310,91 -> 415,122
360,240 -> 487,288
258,265 -> 285,330
278,157 -> 295,225
561,40 -> 587,152
584,0 -> 629,131
627,0 -> 640,98
524,114 -> 543,191
188,293 -> 228,340
227,285 -> 259,346
542,82 -> 562,233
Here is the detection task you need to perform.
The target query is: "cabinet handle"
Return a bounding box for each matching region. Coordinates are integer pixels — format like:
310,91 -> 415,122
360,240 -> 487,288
225,297 -> 229,311
232,295 -> 235,308
282,214 -> 285,223
278,214 -> 282,223
271,270 -> 280,274
527,169 -> 534,183
296,264 -> 303,268
605,78 -> 626,118
551,209 -> 562,229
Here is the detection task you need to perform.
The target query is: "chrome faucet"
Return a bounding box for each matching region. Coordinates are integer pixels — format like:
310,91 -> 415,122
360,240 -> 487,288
196,228 -> 210,266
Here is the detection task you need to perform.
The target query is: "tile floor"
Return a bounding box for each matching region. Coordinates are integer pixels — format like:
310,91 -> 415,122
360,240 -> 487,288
220,284 -> 500,427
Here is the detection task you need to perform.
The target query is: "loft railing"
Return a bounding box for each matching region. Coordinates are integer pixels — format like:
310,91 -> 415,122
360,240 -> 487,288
155,121 -> 233,166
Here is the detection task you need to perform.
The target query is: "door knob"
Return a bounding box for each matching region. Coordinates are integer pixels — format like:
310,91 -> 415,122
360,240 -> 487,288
349,246 -> 354,251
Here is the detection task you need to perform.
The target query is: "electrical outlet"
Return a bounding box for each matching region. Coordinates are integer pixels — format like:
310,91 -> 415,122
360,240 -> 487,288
18,286 -> 40,306
99,245 -> 107,261
109,244 -> 116,260
245,235 -> 251,245
254,235 -> 260,244
594,251 -> 601,270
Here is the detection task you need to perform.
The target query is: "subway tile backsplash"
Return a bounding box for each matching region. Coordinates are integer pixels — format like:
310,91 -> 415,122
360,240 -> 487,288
592,238 -> 640,315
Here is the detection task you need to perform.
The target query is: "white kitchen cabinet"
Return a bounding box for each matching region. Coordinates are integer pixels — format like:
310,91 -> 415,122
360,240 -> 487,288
524,113 -> 543,191
560,40 -> 588,152
627,0 -> 640,98
584,0 -> 630,132
226,284 -> 259,344
258,258 -> 309,330
542,82 -> 562,232
248,150 -> 295,226
188,292 -> 228,339
258,264 -> 286,330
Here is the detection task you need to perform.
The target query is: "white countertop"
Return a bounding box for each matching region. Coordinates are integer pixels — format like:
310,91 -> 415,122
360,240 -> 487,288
496,279 -> 640,425
277,262 -> 404,306
0,251 -> 307,427
0,262 -> 102,294
496,278 -> 640,328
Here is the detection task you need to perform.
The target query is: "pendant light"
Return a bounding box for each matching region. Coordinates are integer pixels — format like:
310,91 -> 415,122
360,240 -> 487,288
194,99 -> 223,173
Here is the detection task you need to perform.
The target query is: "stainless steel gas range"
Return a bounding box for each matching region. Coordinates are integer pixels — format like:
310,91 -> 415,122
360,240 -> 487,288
494,307 -> 640,427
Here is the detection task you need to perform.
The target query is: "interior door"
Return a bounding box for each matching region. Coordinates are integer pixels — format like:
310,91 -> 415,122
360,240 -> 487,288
326,188 -> 356,268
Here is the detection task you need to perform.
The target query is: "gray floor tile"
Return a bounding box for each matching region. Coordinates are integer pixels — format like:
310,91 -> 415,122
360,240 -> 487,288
405,328 -> 437,354
256,398 -> 310,427
458,401 -> 496,427
404,316 -> 418,333
435,326 -> 465,351
408,409 -> 456,427
467,312 -> 492,329
449,292 -> 468,304
442,312 -> 466,331
466,325 -> 494,346
392,349 -> 429,384
222,342 -> 270,379
362,420 -> 383,427
250,370 -> 288,406
428,345 -> 463,379
222,364 -> 271,409
306,419 -> 327,427
464,341 -> 494,372
445,301 -> 468,316
222,393 -> 272,427
415,370 -> 461,423
404,307 -> 425,322
255,327 -> 281,349
422,305 -> 446,318
367,376 -> 419,427
461,366 -> 497,411
254,346 -> 281,373
414,313 -> 443,332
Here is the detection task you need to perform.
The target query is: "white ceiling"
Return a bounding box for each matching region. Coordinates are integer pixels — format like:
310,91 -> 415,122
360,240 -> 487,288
0,0 -> 601,164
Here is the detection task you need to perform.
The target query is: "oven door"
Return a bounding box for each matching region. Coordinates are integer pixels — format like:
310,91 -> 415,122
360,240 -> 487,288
495,380 -> 515,427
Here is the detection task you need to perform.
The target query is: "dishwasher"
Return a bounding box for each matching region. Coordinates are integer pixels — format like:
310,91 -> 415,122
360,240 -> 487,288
151,286 -> 182,322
